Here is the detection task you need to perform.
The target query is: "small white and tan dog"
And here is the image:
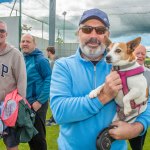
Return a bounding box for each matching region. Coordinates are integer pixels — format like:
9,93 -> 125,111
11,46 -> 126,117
89,37 -> 148,123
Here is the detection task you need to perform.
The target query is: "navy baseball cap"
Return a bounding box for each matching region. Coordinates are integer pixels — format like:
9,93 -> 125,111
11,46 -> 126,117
79,8 -> 110,28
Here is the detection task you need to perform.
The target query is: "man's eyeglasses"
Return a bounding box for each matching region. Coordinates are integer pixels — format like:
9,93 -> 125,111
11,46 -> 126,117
0,29 -> 6,33
79,26 -> 108,35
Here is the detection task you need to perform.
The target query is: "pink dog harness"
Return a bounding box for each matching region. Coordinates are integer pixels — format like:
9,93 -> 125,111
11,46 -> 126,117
117,66 -> 145,109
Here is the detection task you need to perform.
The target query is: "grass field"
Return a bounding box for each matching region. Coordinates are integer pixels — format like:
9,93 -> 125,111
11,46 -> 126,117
0,109 -> 150,150
145,58 -> 150,65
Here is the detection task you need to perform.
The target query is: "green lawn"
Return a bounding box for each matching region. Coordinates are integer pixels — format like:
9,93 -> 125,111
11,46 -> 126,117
0,108 -> 59,150
0,108 -> 150,150
0,125 -> 59,150
145,58 -> 150,65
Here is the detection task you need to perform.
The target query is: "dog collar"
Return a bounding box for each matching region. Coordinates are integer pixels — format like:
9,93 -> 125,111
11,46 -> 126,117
113,61 -> 136,71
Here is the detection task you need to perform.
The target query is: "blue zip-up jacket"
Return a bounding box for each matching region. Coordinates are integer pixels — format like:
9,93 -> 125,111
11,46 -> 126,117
50,48 -> 150,150
24,48 -> 51,104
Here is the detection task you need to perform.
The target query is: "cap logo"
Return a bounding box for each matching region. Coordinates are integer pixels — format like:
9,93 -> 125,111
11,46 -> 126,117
104,18 -> 108,23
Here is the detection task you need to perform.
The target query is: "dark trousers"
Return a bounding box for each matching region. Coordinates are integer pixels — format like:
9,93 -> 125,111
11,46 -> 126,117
129,131 -> 147,150
29,101 -> 48,150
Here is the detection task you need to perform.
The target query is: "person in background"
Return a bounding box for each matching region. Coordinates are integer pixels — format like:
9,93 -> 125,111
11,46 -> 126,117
50,8 -> 150,150
45,46 -> 58,126
0,20 -> 26,150
129,44 -> 150,150
20,33 -> 51,150
46,46 -> 58,69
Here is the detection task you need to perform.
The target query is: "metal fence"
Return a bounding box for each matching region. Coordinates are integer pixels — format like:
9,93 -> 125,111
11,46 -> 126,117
55,43 -> 78,57
34,36 -> 78,58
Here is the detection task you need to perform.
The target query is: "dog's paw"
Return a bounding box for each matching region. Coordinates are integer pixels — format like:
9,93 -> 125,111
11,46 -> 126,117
124,107 -> 132,116
89,90 -> 98,98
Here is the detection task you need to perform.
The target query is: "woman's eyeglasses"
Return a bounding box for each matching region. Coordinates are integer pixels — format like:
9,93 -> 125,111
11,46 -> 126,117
79,26 -> 108,35
0,29 -> 6,33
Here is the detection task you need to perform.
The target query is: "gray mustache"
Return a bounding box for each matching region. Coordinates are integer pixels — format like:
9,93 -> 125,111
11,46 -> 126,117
85,38 -> 101,45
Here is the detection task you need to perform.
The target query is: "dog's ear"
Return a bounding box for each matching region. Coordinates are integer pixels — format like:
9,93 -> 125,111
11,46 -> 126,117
104,36 -> 112,47
127,37 -> 141,53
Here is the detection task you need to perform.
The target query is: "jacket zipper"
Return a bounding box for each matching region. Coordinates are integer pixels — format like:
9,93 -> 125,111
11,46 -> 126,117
94,65 -> 96,89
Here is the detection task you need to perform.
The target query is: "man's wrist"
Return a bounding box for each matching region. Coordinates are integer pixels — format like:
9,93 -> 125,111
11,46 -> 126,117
97,88 -> 111,104
129,122 -> 144,138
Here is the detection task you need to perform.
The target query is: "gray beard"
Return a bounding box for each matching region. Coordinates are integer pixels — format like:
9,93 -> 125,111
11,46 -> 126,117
79,43 -> 105,60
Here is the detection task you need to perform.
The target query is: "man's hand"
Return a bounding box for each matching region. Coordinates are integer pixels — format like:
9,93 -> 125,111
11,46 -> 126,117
32,101 -> 42,111
108,121 -> 144,140
98,71 -> 122,104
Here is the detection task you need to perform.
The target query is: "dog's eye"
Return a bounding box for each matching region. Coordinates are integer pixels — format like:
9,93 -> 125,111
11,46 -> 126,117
115,49 -> 121,53
106,47 -> 110,53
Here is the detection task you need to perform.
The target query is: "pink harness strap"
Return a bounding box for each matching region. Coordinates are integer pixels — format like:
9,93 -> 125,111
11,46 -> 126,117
118,66 -> 144,109
118,66 -> 144,95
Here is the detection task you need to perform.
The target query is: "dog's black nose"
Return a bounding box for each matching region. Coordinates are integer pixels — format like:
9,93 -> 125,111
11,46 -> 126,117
106,55 -> 111,63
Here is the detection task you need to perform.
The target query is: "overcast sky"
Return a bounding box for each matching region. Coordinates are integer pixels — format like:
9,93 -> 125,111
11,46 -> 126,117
56,0 -> 150,46
0,0 -> 150,46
